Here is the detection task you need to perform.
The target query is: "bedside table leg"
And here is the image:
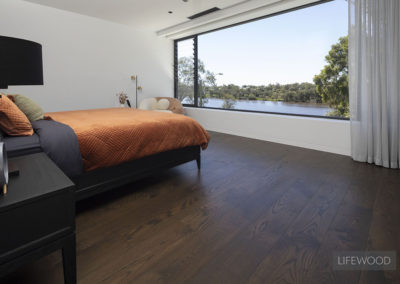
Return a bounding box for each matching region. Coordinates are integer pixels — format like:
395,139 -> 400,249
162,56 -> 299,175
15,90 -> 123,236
62,234 -> 77,284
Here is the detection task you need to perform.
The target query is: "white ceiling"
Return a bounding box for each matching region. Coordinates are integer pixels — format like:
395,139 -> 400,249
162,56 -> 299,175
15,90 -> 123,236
23,0 -> 247,31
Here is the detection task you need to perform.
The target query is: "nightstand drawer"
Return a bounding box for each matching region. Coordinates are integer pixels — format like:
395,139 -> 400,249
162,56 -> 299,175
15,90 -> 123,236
0,189 -> 74,264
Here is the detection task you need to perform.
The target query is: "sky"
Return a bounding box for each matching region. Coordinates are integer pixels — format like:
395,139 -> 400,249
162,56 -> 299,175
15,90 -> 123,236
180,0 -> 348,86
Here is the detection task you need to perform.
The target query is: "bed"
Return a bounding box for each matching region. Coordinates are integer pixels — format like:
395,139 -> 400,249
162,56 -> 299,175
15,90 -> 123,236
3,108 -> 210,201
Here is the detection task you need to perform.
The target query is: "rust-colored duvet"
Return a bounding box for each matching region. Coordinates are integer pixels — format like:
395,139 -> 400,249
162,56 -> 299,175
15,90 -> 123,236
47,108 -> 210,172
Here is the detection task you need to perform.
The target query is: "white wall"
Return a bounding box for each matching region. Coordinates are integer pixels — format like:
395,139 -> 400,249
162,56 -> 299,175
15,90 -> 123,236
0,0 -> 173,112
186,107 -> 351,156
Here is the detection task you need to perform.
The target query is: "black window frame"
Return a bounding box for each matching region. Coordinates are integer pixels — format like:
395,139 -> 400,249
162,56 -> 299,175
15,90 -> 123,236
173,0 -> 349,121
175,35 -> 198,107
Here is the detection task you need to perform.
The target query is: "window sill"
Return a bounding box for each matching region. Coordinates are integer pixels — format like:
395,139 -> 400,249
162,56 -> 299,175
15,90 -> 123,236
183,105 -> 349,121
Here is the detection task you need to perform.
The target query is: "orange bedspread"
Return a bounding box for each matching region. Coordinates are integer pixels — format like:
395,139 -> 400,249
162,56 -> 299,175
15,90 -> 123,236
46,108 -> 210,172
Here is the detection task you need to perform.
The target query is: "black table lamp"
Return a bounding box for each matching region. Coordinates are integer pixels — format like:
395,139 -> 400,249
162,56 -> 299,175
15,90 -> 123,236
0,35 -> 43,89
0,35 -> 44,195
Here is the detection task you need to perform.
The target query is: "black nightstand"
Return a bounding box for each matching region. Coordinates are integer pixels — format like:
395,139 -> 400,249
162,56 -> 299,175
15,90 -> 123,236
0,153 -> 76,284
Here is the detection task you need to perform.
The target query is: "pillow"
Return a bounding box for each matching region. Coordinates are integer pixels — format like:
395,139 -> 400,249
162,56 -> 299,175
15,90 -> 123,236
156,97 -> 185,114
0,95 -> 33,136
157,99 -> 170,110
148,98 -> 158,110
7,94 -> 44,121
138,98 -> 158,110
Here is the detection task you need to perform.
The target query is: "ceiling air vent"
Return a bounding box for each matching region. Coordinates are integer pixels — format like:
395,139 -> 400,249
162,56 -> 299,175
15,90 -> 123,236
188,7 -> 220,20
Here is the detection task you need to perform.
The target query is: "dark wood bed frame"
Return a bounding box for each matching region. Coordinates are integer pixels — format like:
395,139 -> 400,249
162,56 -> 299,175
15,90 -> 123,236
71,146 -> 201,201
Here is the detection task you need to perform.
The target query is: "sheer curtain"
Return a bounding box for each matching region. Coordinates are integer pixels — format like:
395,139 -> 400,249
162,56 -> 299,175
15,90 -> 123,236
349,0 -> 400,168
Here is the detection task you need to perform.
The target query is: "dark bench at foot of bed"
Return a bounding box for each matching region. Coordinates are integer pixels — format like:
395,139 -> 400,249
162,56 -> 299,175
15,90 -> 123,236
72,146 -> 201,201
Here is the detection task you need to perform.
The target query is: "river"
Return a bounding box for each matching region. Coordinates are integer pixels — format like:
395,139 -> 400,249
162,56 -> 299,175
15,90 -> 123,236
200,98 -> 333,116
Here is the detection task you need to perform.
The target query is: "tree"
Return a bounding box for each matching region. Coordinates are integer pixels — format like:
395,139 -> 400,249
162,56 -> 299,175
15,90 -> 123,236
248,93 -> 257,100
221,94 -> 236,109
177,57 -> 217,106
313,36 -> 349,117
177,57 -> 194,103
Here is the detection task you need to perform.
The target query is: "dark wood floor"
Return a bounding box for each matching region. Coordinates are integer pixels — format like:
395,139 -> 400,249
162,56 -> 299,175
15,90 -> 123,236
2,131 -> 399,284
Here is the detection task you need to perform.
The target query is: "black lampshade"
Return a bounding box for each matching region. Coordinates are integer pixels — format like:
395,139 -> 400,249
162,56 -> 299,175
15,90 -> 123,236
0,36 -> 43,89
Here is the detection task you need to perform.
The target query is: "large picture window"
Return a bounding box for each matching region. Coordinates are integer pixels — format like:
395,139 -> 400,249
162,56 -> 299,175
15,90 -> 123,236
174,0 -> 349,119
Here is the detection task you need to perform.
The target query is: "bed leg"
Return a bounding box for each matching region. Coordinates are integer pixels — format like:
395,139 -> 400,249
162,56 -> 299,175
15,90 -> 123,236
196,156 -> 201,170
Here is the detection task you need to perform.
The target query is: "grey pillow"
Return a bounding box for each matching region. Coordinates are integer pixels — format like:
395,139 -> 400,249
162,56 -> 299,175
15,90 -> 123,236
9,94 -> 44,121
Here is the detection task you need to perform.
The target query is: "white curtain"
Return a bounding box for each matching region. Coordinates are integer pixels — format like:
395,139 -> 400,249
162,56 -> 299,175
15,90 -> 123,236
349,0 -> 400,168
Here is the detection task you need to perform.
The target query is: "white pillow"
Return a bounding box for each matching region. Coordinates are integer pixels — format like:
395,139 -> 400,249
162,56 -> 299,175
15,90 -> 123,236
157,99 -> 170,110
139,98 -> 157,110
149,98 -> 158,110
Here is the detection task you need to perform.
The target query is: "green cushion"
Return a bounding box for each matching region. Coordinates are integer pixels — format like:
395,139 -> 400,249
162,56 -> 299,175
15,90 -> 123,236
12,95 -> 44,121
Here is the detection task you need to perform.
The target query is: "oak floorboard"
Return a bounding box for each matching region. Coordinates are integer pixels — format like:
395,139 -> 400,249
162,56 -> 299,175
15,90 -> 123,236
1,131 -> 399,284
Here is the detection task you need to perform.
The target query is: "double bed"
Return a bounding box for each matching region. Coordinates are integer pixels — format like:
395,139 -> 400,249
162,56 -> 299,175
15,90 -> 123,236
3,108 -> 210,200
